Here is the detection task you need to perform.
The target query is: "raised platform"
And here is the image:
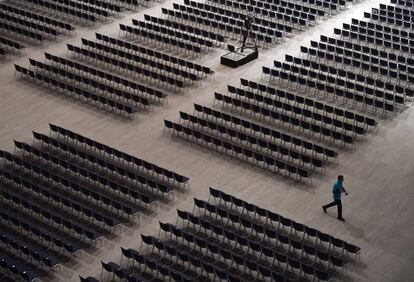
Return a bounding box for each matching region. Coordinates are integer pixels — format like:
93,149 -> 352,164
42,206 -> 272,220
220,47 -> 259,68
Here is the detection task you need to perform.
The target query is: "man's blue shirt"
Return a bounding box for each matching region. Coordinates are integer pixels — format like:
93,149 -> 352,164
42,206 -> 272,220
332,180 -> 342,200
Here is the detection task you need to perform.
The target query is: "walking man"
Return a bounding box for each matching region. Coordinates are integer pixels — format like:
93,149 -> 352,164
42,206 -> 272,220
323,175 -> 348,221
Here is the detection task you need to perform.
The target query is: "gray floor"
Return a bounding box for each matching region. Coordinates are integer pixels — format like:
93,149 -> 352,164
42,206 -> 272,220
0,0 -> 413,281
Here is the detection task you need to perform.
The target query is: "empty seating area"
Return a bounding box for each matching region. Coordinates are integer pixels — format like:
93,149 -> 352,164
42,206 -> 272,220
13,47 -> 165,118
0,2 -> 74,55
0,123 -> 189,281
11,0 -> 147,25
316,32 -> 414,84
164,72 -> 379,181
0,36 -> 24,58
118,0 -> 356,55
391,0 -> 414,8
120,18 -> 213,57
96,32 -> 215,79
15,63 -> 141,118
0,0 -> 154,54
67,35 -> 214,93
164,1 -> 279,47
225,80 -> 377,140
164,95 -> 348,181
206,0 -> 318,27
13,23 -> 215,118
264,2 -> 414,118
162,1 -> 279,47
367,4 -> 414,30
67,32 -> 216,92
1,0 -> 413,279
100,188 -> 361,281
263,0 -> 414,116
76,38 -> 195,90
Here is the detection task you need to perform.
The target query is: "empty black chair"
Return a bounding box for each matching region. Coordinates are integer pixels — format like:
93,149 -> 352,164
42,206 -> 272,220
345,243 -> 361,260
79,276 -> 99,282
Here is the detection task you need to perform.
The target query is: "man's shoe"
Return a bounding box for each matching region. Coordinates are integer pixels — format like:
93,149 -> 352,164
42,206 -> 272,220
322,206 -> 327,213
338,217 -> 345,222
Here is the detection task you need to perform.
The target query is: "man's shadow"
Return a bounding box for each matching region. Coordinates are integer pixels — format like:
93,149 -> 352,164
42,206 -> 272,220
324,214 -> 369,278
323,213 -> 366,241
344,221 -> 366,242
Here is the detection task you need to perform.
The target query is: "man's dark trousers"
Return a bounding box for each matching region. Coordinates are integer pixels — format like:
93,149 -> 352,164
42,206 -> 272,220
323,200 -> 342,218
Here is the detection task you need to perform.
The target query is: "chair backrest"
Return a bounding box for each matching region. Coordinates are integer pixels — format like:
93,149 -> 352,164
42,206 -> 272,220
209,187 -> 221,199
331,237 -> 345,248
302,263 -> 315,275
164,119 -> 173,129
315,269 -> 330,281
330,256 -> 346,267
317,250 -> 330,262
121,247 -> 133,259
194,198 -> 205,209
101,261 -> 115,273
141,234 -> 156,246
318,232 -> 331,243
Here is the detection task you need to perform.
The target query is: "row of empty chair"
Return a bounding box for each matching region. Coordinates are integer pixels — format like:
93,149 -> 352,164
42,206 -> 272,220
99,188 -> 360,281
162,1 -> 388,184
14,0 -> 143,24
80,38 -> 202,87
391,0 -> 414,8
0,0 -> 163,58
132,17 -> 215,52
0,1 -> 74,51
368,5 -> 414,29
263,2 -> 414,118
141,14 -> 224,45
333,27 -> 414,55
213,91 -> 359,147
121,22 -> 204,56
73,34 -> 215,93
114,0 -> 357,65
162,3 -> 276,46
206,0 -> 354,25
14,25 -> 215,118
191,103 -> 340,159
164,2 -> 282,46
0,36 -> 24,51
162,0 -> 303,48
0,36 -> 25,58
309,34 -> 414,86
95,32 -> 215,78
287,0 -> 354,12
155,0 -> 356,51
0,3 -> 74,33
0,11 -> 57,40
164,71 -> 380,181
48,123 -> 190,188
273,55 -> 411,101
0,124 -> 189,281
15,62 -> 139,118
121,15 -> 215,57
228,79 -> 375,138
66,42 -> 180,92
0,0 -> 157,54
208,0 -> 317,28
164,98 -> 347,181
238,78 -> 378,130
318,33 -> 414,66
0,21 -> 42,43
44,51 -> 168,102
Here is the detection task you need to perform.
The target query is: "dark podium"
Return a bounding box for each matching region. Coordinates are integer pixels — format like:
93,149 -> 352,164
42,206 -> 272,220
220,45 -> 259,68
